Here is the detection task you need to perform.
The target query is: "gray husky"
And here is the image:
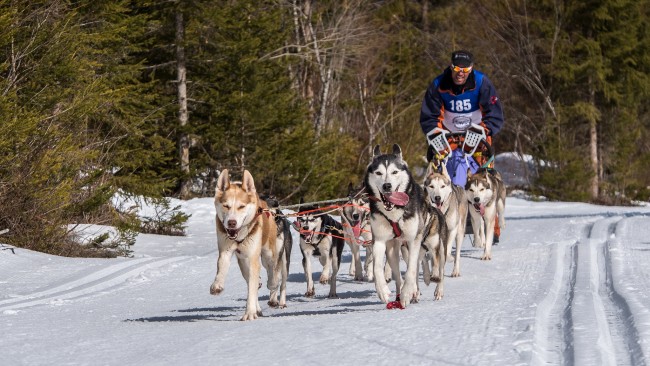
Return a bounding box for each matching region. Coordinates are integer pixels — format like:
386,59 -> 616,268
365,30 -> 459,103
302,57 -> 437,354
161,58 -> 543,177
364,144 -> 447,307
423,162 -> 469,278
339,183 -> 392,282
465,168 -> 506,260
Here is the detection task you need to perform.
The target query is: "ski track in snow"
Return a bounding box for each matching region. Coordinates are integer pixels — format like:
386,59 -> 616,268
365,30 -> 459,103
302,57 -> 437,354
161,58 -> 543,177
531,216 -> 648,366
0,256 -> 192,312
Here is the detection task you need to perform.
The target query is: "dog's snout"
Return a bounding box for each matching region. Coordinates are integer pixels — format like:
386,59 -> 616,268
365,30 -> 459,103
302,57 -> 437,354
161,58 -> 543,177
473,197 -> 480,203
382,183 -> 392,191
227,219 -> 237,228
434,196 -> 441,203
352,213 -> 359,220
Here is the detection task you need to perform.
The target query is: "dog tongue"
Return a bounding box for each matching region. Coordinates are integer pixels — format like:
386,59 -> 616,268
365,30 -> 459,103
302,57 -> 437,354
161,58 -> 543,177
385,192 -> 409,206
474,203 -> 485,216
352,223 -> 362,238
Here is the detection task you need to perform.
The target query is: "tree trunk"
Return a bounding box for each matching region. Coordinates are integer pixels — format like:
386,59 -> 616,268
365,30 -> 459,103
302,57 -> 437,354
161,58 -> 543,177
176,11 -> 190,199
588,76 -> 598,200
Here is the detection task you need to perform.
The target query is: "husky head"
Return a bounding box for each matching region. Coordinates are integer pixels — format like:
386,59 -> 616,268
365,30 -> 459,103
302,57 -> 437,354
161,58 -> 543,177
424,161 -> 453,210
215,169 -> 259,240
364,144 -> 411,211
295,199 -> 323,244
342,182 -> 369,238
465,169 -> 494,216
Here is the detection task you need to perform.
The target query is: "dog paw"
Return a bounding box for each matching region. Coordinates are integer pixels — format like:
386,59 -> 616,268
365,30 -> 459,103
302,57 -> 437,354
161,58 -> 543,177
305,289 -> 315,297
209,283 -> 224,295
451,269 -> 461,277
376,285 -> 391,304
240,311 -> 259,321
267,300 -> 279,308
434,287 -> 444,300
400,284 -> 417,308
481,253 -> 492,260
354,274 -> 364,282
279,303 -> 287,309
430,275 -> 441,283
328,292 -> 339,299
319,276 -> 330,284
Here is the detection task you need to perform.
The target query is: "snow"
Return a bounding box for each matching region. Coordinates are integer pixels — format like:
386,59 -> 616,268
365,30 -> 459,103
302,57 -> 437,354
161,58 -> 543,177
2,197 -> 650,365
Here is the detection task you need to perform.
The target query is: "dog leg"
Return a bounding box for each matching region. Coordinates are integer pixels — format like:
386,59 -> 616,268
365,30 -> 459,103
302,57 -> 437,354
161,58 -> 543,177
279,251 -> 288,308
433,234 -> 445,300
386,242 -> 402,298
237,256 -> 262,321
302,249 -> 315,297
399,240 -> 421,308
261,252 -> 279,308
469,211 -> 484,248
482,210 -> 496,261
421,250 -> 432,286
328,246 -> 340,299
451,226 -> 464,277
209,244 -> 236,295
430,246 -> 441,283
319,251 -> 332,285
372,240 -> 391,303
364,245 -> 374,282
350,242 -> 364,281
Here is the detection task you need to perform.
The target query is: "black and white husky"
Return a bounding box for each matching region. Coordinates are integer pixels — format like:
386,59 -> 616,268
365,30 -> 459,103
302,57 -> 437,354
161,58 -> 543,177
295,200 -> 345,298
364,144 -> 447,307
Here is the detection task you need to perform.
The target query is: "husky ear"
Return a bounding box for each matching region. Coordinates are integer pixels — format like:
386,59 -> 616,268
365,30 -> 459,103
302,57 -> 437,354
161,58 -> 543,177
392,144 -> 402,159
441,163 -> 450,179
242,170 -> 257,193
373,145 -> 381,157
216,169 -> 230,196
466,168 -> 473,180
425,162 -> 435,178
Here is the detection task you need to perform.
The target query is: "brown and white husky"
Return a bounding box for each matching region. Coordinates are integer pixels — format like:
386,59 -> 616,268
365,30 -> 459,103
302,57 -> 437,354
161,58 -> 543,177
209,169 -> 289,320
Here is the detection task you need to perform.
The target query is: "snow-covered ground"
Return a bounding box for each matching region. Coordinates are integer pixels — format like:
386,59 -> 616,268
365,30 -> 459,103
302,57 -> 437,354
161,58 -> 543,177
2,197 -> 650,366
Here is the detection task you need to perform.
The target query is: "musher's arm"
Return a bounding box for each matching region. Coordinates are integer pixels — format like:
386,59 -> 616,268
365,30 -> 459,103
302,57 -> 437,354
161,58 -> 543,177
419,78 -> 446,138
477,75 -> 504,136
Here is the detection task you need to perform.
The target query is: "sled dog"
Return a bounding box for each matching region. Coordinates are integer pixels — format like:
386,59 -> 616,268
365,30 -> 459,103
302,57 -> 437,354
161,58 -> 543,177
423,161 -> 469,278
465,168 -> 506,260
295,200 -> 345,298
339,183 -> 392,282
364,144 -> 447,307
210,170 -> 289,321
261,194 -> 293,278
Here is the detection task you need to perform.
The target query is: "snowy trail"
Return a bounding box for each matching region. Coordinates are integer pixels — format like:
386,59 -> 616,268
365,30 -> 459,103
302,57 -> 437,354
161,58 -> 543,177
0,256 -> 192,312
2,197 -> 650,366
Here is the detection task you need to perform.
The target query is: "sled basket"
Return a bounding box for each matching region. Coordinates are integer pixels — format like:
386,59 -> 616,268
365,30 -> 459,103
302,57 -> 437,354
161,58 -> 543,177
426,127 -> 452,154
462,123 -> 487,156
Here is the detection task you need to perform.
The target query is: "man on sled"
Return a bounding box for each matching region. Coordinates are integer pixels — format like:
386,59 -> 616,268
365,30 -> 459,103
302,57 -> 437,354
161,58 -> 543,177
419,50 -> 505,242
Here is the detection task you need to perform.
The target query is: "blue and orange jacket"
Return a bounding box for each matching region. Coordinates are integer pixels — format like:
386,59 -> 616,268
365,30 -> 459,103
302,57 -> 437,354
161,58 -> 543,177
420,67 -> 504,138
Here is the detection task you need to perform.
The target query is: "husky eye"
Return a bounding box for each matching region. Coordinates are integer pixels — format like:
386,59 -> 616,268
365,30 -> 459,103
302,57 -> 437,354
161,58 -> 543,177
375,171 -> 383,176
223,204 -> 230,209
391,170 -> 398,175
238,205 -> 246,209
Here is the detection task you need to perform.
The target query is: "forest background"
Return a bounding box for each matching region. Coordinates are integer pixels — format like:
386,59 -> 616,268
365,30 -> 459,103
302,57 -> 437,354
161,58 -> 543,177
1,0 -> 649,255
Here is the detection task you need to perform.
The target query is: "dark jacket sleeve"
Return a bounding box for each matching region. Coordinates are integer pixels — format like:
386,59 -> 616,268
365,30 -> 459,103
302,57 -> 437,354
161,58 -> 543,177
419,78 -> 444,137
478,75 -> 504,136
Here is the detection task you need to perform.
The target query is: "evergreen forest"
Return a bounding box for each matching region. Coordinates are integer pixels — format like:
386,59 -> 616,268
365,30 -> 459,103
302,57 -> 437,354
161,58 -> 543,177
1,0 -> 649,254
